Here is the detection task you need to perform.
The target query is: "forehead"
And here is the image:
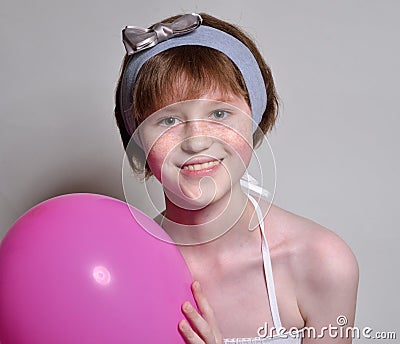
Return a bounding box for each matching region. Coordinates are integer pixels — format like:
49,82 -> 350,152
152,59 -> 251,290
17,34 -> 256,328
153,80 -> 246,112
151,90 -> 251,118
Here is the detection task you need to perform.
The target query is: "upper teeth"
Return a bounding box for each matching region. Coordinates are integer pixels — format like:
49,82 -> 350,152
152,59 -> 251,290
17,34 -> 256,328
182,160 -> 220,171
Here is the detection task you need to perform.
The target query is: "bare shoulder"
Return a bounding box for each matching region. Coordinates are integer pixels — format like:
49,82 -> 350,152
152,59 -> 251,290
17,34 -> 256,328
259,201 -> 359,324
262,201 -> 359,291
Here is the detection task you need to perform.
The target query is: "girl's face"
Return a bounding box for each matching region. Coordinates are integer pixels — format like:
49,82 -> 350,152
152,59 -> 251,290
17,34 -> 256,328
136,91 -> 253,209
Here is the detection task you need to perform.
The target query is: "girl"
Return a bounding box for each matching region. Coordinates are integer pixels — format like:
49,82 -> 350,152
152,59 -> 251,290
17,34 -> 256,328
114,13 -> 358,344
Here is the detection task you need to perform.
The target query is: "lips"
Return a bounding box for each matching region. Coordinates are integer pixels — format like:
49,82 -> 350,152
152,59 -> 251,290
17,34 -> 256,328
182,160 -> 221,171
180,158 -> 223,171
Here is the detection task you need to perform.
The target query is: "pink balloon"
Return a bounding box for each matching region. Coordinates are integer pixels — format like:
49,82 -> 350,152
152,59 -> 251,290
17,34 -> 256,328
0,193 -> 195,343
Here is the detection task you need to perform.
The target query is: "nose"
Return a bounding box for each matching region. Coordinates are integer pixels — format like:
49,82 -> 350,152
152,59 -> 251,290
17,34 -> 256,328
180,120 -> 213,154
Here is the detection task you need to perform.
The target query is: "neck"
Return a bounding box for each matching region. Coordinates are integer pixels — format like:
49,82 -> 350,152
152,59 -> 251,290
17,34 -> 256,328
158,182 -> 253,247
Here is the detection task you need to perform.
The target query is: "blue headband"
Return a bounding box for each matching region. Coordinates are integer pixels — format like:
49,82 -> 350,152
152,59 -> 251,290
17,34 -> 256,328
120,14 -> 267,135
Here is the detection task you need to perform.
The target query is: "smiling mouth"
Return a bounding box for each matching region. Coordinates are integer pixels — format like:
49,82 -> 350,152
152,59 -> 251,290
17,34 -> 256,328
181,159 -> 223,171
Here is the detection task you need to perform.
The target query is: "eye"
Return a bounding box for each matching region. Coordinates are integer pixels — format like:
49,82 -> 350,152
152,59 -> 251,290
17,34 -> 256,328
158,116 -> 181,127
210,110 -> 229,120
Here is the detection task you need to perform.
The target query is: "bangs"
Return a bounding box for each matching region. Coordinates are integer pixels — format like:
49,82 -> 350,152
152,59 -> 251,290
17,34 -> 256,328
132,45 -> 249,122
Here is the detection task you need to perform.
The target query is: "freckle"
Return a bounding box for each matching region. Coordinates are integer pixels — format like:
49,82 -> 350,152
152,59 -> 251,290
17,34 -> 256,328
150,134 -> 179,158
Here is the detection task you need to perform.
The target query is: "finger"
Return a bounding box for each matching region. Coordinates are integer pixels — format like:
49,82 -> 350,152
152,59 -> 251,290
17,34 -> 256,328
182,301 -> 216,343
178,318 -> 205,344
191,281 -> 220,330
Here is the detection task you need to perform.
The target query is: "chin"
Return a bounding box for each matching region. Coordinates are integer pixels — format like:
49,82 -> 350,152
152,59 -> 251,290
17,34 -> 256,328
165,180 -> 233,211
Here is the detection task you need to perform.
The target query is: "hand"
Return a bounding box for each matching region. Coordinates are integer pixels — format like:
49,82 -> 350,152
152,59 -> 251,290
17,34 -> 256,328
179,281 -> 224,344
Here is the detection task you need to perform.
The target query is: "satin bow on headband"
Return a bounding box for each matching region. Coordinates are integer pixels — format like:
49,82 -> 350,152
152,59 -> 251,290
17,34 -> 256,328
122,13 -> 202,55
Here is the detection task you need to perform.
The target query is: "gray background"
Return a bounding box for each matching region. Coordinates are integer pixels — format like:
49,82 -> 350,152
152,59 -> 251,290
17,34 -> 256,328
1,0 -> 398,342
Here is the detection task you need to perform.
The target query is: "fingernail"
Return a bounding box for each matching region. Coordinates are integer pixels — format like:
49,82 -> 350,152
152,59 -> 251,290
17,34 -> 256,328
183,301 -> 192,312
180,319 -> 188,331
193,281 -> 200,290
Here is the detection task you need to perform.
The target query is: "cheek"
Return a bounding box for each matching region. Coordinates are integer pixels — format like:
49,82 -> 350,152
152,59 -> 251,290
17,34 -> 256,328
144,133 -> 179,179
217,127 -> 253,167
232,139 -> 253,170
